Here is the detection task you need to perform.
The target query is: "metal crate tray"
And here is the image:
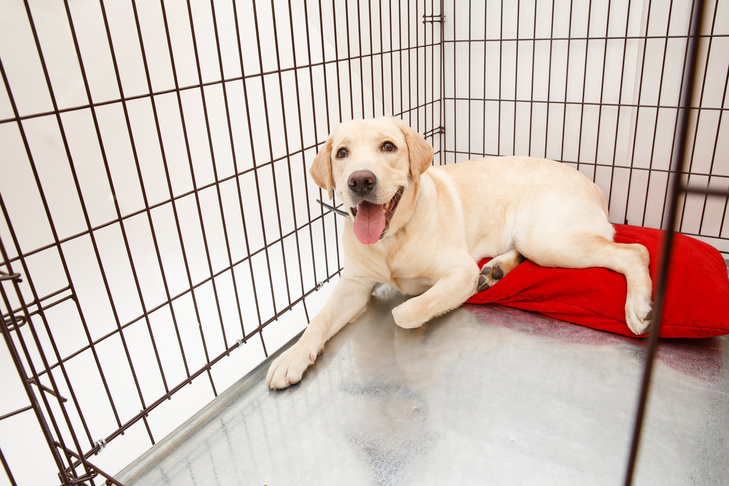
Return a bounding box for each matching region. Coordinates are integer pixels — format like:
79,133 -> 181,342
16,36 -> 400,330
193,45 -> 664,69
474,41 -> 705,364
118,285 -> 729,485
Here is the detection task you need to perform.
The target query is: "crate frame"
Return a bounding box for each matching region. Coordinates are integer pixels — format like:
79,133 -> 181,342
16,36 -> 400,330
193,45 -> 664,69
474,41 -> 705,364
0,0 -> 727,485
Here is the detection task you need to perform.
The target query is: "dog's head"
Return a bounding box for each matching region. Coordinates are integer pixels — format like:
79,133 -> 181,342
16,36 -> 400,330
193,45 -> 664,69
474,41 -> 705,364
310,118 -> 434,245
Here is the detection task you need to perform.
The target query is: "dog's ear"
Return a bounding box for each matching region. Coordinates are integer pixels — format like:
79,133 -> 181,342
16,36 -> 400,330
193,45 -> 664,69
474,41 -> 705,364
310,137 -> 335,199
393,119 -> 434,180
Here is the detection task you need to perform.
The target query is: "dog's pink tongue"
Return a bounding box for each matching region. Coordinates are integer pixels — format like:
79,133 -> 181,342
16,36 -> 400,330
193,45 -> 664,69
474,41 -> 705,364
353,202 -> 386,245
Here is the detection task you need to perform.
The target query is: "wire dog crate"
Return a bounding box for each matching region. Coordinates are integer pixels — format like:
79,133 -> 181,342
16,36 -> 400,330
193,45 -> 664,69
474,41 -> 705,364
1,0 -> 727,485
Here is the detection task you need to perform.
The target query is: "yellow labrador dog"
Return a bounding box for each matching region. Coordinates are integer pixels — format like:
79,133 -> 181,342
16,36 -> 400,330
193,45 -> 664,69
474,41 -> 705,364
266,117 -> 653,389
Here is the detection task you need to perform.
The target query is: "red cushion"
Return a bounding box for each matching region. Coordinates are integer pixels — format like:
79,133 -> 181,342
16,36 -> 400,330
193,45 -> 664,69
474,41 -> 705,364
466,225 -> 729,338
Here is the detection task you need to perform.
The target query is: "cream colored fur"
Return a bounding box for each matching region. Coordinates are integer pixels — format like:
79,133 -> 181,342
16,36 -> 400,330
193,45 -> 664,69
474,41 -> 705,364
266,117 -> 653,389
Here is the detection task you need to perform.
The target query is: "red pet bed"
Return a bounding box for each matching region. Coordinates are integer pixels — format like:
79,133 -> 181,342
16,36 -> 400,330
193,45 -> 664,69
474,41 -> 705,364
466,225 -> 729,338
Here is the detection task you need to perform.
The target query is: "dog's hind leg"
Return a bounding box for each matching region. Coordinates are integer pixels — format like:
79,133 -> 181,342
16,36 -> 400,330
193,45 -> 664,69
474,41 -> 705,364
477,248 -> 525,292
522,234 -> 653,335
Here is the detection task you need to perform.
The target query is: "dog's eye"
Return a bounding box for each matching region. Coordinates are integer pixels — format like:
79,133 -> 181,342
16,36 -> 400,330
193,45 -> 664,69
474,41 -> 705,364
336,148 -> 348,159
381,142 -> 396,152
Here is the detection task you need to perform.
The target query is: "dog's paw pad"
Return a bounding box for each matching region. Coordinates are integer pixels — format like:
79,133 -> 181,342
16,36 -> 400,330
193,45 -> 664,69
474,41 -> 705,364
491,263 -> 504,280
477,275 -> 490,292
480,262 -> 504,280
478,262 -> 505,290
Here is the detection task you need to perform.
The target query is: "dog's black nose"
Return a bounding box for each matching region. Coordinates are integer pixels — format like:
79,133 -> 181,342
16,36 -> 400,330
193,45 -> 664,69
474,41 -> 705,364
348,170 -> 377,195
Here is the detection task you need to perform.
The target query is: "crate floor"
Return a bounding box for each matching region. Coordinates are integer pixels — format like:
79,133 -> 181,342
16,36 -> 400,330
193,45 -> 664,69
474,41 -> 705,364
118,285 -> 729,486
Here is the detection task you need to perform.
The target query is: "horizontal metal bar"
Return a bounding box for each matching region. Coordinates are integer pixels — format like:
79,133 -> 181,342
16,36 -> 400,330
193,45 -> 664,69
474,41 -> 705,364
423,15 -> 445,24
681,184 -> 729,197
316,199 -> 348,217
0,270 -> 22,282
0,404 -> 34,422
28,378 -> 68,403
443,95 -> 728,113
423,126 -> 445,139
0,42 -> 443,126
443,32 -> 729,44
2,313 -> 26,332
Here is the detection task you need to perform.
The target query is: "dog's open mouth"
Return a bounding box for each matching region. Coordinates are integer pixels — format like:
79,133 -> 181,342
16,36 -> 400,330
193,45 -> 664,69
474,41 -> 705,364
350,187 -> 403,245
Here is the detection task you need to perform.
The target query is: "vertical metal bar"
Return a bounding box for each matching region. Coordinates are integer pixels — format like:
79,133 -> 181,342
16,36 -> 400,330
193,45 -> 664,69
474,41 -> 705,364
157,0 -> 218,396
18,0 -> 153,469
511,0 -> 520,156
624,0 -> 657,225
0,45 -> 110,461
266,0 -> 296,310
679,0 -> 719,233
378,0 -> 387,116
328,0 -> 343,272
452,0 -> 458,161
701,61 -> 729,238
388,0 -> 395,116
527,0 -> 537,157
481,0 -> 488,158
126,0 -> 198,379
419,0 -> 425,134
418,0 -> 424,137
575,0 -> 593,170
97,0 -> 182,395
543,0 -> 556,159
498,0 -> 504,155
64,0 -> 173,409
641,0 -> 678,227
0,446 -> 18,486
397,0 -> 404,118
438,0 -> 446,157
623,0 -> 706,484
657,0 -> 696,232
342,0 -> 354,120
0,236 -> 72,485
232,0 -> 280,356
268,0 -> 313,328
365,0 -> 375,116
559,0 -> 574,162
467,0 -> 472,160
228,0 -> 268,347
356,0 -> 367,120
205,0 -> 250,340
296,0 -> 325,301
249,0 -> 296,336
606,0 -> 634,212
188,0 -> 246,350
592,0 -> 613,180
315,0 -> 335,283
284,0 -> 316,320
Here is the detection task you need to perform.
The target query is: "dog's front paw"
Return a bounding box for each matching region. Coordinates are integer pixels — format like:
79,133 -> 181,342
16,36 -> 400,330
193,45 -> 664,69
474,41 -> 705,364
265,344 -> 317,390
392,301 -> 426,329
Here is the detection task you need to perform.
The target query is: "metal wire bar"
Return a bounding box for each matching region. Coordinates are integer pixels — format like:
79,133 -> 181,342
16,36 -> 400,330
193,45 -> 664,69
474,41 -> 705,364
1,1 -> 727,484
2,3 -> 129,473
0,447 -> 18,486
0,235 -> 76,485
623,0 -> 707,483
